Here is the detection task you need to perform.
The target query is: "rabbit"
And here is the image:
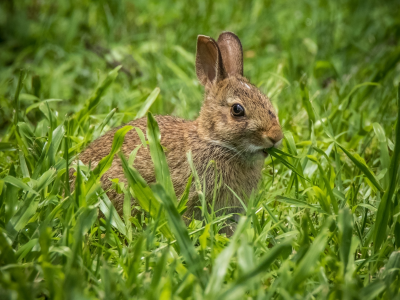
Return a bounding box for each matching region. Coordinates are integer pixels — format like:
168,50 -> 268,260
73,32 -> 283,233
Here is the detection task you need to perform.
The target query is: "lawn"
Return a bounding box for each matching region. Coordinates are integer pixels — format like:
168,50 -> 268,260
1,0 -> 400,299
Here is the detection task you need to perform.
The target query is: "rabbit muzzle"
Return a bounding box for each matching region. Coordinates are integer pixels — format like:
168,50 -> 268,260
261,137 -> 283,157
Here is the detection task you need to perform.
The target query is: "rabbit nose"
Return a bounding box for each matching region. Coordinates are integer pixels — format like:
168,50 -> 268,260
263,127 -> 283,147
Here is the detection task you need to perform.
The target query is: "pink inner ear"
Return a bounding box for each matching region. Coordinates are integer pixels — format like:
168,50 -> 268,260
203,41 -> 218,83
207,67 -> 216,82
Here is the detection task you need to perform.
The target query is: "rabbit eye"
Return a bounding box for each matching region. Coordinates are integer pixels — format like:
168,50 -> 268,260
231,104 -> 245,117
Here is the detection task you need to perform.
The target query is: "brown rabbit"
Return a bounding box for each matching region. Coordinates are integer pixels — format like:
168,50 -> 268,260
74,32 -> 283,231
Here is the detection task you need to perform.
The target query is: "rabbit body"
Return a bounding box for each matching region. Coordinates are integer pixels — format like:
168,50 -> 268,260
75,32 -> 283,227
79,112 -> 262,222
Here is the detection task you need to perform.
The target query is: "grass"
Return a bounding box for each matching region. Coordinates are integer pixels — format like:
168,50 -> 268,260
1,0 -> 400,299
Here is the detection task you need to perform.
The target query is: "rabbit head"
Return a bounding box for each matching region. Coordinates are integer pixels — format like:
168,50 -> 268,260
196,32 -> 283,162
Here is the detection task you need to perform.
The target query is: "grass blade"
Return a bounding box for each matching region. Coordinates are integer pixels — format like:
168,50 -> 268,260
307,155 -> 338,213
99,192 -> 127,236
86,125 -> 133,190
338,208 -> 353,274
219,241 -> 292,299
75,65 -> 121,122
205,217 -> 250,297
146,112 -> 176,202
336,144 -> 384,193
13,70 -> 26,126
0,142 -> 17,152
374,84 -> 400,251
373,122 -> 391,189
290,219 -> 330,289
118,152 -> 174,240
275,195 -> 326,214
135,87 -> 160,119
152,183 -> 208,288
3,176 -> 37,195
268,148 -> 310,183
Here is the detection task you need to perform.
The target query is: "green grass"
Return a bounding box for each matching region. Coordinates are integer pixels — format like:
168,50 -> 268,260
1,0 -> 400,299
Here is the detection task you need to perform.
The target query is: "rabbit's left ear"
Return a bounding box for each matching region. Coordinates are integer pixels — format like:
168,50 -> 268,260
217,32 -> 243,77
196,35 -> 226,86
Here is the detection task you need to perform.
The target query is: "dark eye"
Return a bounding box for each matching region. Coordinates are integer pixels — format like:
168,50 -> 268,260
231,104 -> 245,117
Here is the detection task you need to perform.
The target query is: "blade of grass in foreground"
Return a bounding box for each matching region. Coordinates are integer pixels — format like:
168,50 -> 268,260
151,183 -> 208,289
336,144 -> 384,193
218,241 -> 292,299
275,195 -> 326,214
0,229 -> 32,299
289,218 -> 331,290
86,125 -> 133,191
262,203 -> 287,233
187,151 -> 210,221
135,88 -> 160,119
3,176 -> 37,195
268,148 -> 310,183
93,108 -> 117,138
373,122 -> 390,189
205,217 -> 250,297
118,152 -> 174,240
99,192 -> 127,237
338,208 -> 353,275
0,142 -> 17,152
307,155 -> 338,214
299,76 -> 316,132
13,70 -> 26,127
146,112 -> 176,202
374,84 -> 400,251
312,186 -> 332,214
25,99 -> 63,114
7,168 -> 56,239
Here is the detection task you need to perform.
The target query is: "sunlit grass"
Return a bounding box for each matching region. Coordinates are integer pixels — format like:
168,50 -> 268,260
1,0 -> 400,299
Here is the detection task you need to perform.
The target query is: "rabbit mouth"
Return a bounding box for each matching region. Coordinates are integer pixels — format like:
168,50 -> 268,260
262,149 -> 269,157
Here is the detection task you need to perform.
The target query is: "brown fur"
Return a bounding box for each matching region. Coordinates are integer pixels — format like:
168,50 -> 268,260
72,32 -> 283,231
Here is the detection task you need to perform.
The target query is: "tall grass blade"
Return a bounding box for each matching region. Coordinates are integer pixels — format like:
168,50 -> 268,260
290,220 -> 330,289
75,65 -> 121,121
146,112 -> 176,202
135,87 -> 160,119
86,125 -> 133,190
219,241 -> 292,299
275,195 -> 326,214
374,84 -> 400,251
336,144 -> 384,193
3,176 -> 37,195
118,152 -> 174,240
152,183 -> 208,288
99,192 -> 127,236
338,208 -> 353,274
205,217 -> 250,297
268,148 -> 310,182
373,123 -> 390,189
307,155 -> 338,213
13,70 -> 26,126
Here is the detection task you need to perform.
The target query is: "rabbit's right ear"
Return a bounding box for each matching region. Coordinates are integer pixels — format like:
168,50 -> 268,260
196,35 -> 225,86
217,32 -> 243,77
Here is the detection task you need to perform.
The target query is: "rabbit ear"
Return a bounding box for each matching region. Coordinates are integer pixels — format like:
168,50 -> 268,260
196,35 -> 225,86
217,32 -> 243,77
